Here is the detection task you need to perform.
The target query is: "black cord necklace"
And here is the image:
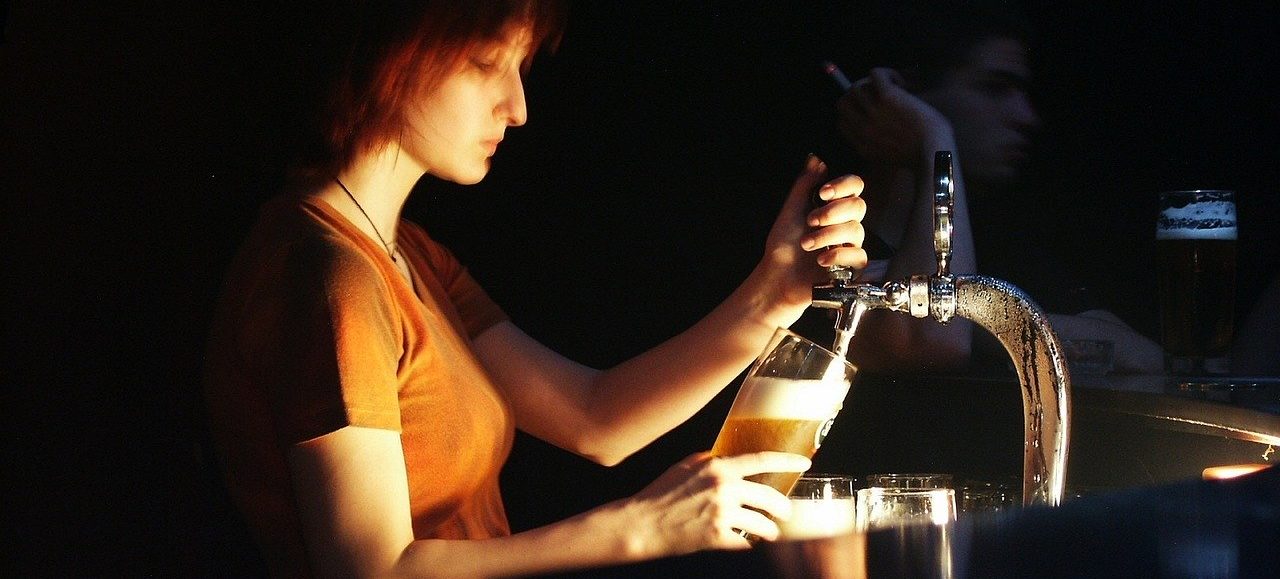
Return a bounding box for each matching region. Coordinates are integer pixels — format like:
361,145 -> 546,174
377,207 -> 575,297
335,177 -> 398,262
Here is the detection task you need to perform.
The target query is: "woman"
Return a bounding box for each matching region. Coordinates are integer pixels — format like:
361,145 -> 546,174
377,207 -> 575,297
204,1 -> 867,576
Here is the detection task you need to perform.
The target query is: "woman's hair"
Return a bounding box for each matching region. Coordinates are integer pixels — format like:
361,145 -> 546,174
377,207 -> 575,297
290,0 -> 568,177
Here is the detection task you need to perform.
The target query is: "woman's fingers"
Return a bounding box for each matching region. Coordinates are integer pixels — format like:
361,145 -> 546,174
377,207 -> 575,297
789,156 -> 830,203
707,455 -> 807,546
818,244 -> 869,270
815,174 -> 865,202
734,478 -> 794,521
712,451 -> 811,480
808,195 -> 867,228
806,175 -> 866,261
636,451 -> 812,553
803,218 -> 866,253
803,183 -> 867,268
724,503 -> 782,545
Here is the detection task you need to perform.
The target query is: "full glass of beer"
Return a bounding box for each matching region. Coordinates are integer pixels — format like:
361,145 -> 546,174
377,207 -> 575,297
1156,190 -> 1237,375
710,328 -> 856,495
777,475 -> 858,540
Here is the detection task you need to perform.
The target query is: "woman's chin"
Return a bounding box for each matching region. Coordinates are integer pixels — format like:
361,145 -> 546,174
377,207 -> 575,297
437,165 -> 490,186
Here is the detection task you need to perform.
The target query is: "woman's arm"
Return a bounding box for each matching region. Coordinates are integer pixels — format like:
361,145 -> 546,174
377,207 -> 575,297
288,426 -> 809,578
474,157 -> 867,466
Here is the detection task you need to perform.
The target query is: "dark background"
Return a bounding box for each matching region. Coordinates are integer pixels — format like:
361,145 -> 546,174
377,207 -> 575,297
3,1 -> 1276,576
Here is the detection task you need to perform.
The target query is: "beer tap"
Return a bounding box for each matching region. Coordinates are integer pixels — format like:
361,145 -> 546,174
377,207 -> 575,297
811,151 -> 1073,507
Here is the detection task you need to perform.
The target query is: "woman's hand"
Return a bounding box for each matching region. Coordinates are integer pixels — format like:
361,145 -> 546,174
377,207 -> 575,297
836,68 -> 954,166
754,155 -> 867,327
621,451 -> 811,557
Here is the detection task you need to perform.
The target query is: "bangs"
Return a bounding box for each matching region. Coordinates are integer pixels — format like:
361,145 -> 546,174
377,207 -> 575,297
431,0 -> 568,73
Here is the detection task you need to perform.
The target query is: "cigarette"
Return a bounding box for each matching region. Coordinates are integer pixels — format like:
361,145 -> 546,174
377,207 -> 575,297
821,60 -> 853,92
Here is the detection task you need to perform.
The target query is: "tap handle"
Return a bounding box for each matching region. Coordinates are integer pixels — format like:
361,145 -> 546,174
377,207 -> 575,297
933,151 -> 954,277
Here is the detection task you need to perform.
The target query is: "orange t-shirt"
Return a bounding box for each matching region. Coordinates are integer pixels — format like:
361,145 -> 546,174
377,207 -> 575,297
204,196 -> 512,577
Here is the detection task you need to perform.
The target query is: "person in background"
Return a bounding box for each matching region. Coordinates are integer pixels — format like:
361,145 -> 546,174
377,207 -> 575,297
833,0 -> 1162,375
202,1 -> 868,577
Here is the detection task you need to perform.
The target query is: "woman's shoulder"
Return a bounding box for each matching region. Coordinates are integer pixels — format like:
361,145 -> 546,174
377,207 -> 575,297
226,196 -> 393,300
395,219 -> 440,252
395,219 -> 464,273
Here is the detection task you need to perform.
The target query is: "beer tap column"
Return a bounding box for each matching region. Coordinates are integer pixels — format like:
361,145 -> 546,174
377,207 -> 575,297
811,150 -> 1071,507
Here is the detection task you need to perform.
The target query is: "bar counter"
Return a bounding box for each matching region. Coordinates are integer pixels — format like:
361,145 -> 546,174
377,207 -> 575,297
538,464 -> 1277,578
538,372 -> 1279,577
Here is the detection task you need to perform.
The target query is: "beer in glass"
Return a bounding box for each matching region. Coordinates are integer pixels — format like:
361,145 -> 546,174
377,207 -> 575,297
710,328 -> 856,494
1156,190 -> 1237,374
778,475 -> 858,540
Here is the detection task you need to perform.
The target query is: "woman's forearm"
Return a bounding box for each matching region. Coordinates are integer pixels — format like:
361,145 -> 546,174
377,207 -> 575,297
292,427 -> 718,579
560,161 -> 856,464
578,264 -> 801,463
481,160 -> 862,465
393,500 -> 645,579
393,449 -> 806,577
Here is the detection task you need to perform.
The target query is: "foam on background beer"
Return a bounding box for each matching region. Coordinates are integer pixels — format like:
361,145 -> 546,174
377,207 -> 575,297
1156,195 -> 1237,240
710,376 -> 851,493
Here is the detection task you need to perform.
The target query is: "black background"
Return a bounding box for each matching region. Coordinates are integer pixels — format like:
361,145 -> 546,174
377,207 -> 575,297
3,2 -> 1276,575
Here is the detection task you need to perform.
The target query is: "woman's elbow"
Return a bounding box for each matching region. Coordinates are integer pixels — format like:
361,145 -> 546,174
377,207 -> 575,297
559,425 -> 637,468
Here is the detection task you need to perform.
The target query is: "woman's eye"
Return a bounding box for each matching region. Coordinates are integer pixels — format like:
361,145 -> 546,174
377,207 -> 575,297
471,58 -> 497,72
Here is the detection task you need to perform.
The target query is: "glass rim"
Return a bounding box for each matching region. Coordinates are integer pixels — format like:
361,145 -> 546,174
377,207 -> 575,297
796,472 -> 859,481
771,327 -> 840,356
865,472 -> 954,487
858,487 -> 955,497
767,327 -> 855,369
790,474 -> 858,499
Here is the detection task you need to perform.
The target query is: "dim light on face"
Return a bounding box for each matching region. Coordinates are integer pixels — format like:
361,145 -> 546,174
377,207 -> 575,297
401,25 -> 534,185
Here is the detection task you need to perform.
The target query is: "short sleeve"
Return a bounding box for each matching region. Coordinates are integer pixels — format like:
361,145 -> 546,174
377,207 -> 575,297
240,236 -> 404,445
399,222 -> 508,338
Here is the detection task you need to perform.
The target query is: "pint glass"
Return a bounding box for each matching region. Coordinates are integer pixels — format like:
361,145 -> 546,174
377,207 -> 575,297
710,328 -> 857,494
1156,190 -> 1237,374
857,474 -> 957,530
778,475 -> 858,540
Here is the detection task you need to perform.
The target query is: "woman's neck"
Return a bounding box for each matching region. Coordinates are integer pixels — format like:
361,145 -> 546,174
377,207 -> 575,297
318,145 -> 426,246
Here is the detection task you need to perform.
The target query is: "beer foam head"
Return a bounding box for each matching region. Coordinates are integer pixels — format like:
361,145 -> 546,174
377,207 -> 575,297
729,376 -> 850,419
1157,191 -> 1237,240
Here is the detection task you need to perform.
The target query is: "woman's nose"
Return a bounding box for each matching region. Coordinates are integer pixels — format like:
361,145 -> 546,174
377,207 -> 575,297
500,73 -> 527,127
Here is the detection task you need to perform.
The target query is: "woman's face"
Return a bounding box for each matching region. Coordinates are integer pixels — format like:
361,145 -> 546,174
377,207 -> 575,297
401,26 -> 534,185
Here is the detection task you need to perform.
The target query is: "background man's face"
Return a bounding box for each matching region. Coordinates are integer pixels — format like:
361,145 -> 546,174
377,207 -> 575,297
921,37 -> 1041,189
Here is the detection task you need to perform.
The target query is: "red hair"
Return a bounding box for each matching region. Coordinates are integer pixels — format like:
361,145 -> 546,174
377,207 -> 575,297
295,0 -> 567,176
